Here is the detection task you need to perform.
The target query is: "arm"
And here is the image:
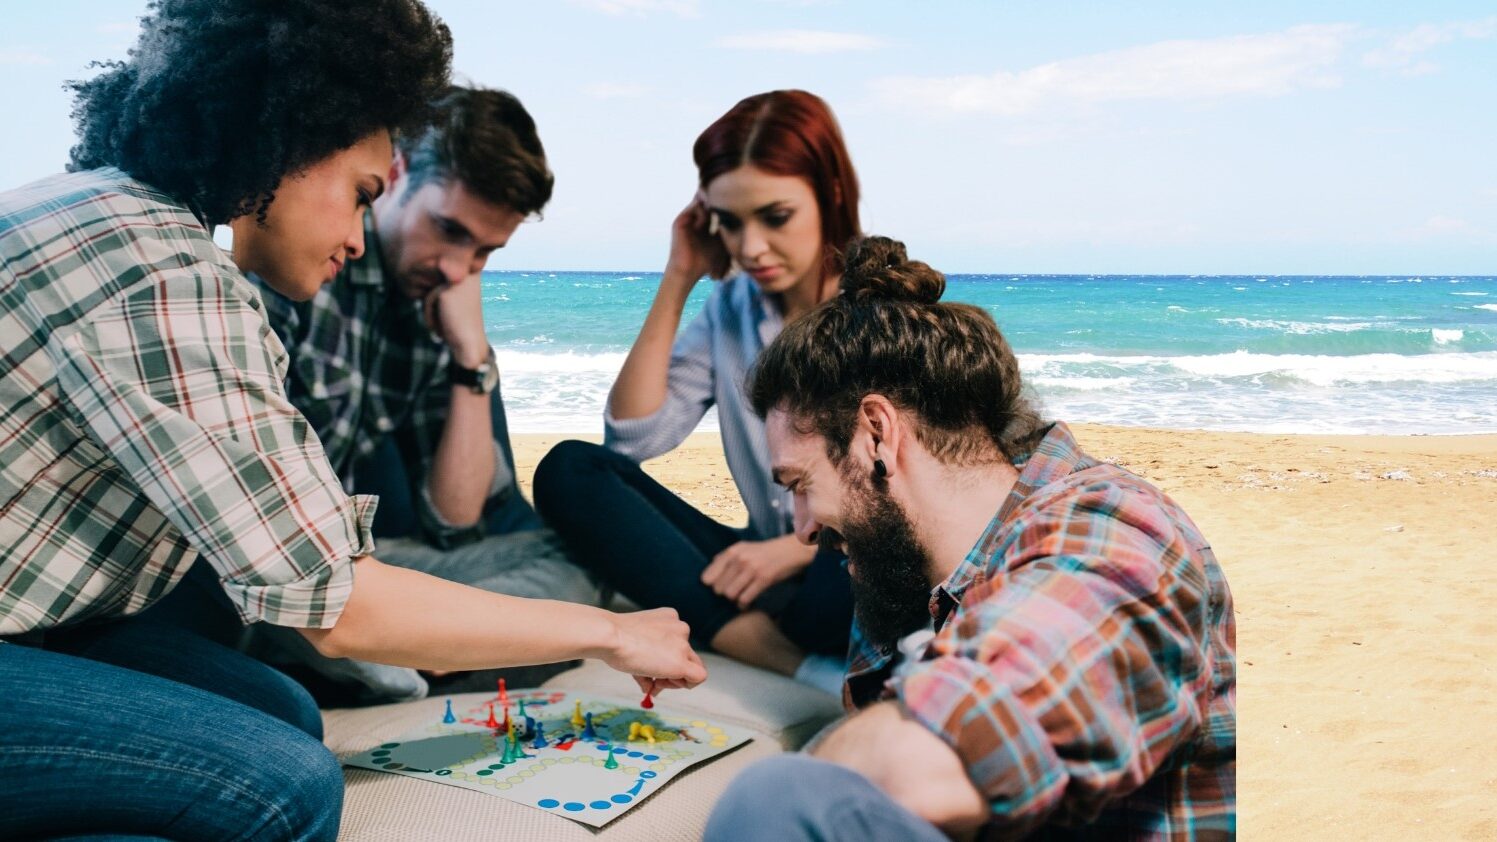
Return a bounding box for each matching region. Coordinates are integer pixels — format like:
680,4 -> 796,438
301,556 -> 706,685
420,275 -> 499,530
700,533 -> 818,608
810,701 -> 987,839
608,198 -> 718,422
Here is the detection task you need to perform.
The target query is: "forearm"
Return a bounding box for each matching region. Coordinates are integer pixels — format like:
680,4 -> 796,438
608,274 -> 693,420
426,385 -> 496,527
302,556 -> 616,670
811,701 -> 988,836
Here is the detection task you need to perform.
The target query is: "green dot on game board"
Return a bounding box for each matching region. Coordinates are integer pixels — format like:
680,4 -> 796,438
477,769 -> 492,776
380,743 -> 399,749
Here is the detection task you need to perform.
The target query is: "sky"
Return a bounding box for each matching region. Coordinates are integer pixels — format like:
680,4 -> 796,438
2,1 -> 1494,275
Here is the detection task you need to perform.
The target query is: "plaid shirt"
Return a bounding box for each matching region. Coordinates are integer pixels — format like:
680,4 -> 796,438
250,215 -> 507,550
0,168 -> 374,635
846,422 -> 1236,839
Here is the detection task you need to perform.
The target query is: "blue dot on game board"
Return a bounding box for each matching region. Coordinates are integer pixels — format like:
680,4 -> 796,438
564,802 -> 586,812
590,800 -> 612,810
612,747 -> 627,754
640,770 -> 658,779
594,743 -> 611,751
538,799 -> 559,809
611,794 -> 633,804
627,751 -> 643,757
642,754 -> 658,761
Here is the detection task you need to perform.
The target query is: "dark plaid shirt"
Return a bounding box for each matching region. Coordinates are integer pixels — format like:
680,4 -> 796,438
251,215 -> 508,549
0,169 -> 372,634
846,422 -> 1236,839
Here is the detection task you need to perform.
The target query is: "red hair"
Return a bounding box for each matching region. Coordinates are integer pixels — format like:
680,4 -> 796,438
693,90 -> 862,281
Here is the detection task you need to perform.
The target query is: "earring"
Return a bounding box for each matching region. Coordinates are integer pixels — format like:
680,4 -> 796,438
873,459 -> 887,479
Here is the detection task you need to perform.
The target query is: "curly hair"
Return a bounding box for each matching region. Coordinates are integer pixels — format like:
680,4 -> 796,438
750,235 -> 1048,466
397,85 -> 554,217
67,0 -> 452,224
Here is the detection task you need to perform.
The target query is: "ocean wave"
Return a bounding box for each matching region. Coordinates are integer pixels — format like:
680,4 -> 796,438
1476,304 -> 1497,313
1215,317 -> 1377,334
1452,291 -> 1489,296
1432,329 -> 1464,345
1020,350 -> 1497,386
495,348 -> 629,373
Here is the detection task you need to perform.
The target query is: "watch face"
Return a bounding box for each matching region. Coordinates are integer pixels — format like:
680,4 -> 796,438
481,359 -> 500,393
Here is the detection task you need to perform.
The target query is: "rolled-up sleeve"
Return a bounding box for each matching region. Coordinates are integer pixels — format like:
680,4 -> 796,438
48,270 -> 376,628
604,306 -> 716,462
893,488 -> 1212,836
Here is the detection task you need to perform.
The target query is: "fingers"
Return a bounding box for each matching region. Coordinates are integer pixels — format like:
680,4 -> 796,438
422,285 -> 443,334
735,578 -> 767,610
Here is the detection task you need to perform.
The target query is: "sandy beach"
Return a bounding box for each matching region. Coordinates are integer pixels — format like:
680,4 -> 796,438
511,426 -> 1497,841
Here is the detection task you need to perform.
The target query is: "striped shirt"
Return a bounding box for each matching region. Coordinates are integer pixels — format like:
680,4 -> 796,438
0,168 -> 374,634
846,422 -> 1236,839
251,214 -> 509,549
604,274 -> 793,540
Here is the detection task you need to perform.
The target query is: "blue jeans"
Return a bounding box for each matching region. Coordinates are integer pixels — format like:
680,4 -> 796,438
705,755 -> 948,842
0,571 -> 343,841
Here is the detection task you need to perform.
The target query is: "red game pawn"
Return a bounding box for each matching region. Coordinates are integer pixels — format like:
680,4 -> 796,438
486,703 -> 499,729
640,692 -> 654,710
498,678 -> 508,706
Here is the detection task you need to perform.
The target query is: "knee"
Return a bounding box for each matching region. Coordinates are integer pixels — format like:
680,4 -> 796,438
258,732 -> 345,842
534,440 -> 605,513
707,755 -> 834,839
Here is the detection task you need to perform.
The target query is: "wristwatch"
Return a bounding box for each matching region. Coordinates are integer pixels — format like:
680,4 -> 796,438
449,348 -> 499,395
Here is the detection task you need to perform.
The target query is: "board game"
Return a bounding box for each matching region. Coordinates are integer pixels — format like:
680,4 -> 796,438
342,685 -> 756,827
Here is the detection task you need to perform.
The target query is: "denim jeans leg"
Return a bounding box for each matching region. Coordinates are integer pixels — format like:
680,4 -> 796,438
705,754 -> 950,842
0,643 -> 343,841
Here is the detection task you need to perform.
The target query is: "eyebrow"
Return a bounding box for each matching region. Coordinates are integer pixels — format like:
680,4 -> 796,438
707,200 -> 790,217
365,175 -> 386,200
434,214 -> 474,241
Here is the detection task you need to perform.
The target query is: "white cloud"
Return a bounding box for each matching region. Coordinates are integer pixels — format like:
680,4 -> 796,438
1363,16 -> 1497,75
584,81 -> 650,99
0,49 -> 50,66
714,30 -> 884,54
872,24 -> 1354,116
569,0 -> 699,17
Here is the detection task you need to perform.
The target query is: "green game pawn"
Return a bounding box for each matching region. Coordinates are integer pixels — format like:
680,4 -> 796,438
500,735 -> 514,764
603,745 -> 619,770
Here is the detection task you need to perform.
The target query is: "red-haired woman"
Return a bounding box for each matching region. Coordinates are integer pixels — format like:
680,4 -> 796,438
536,90 -> 859,692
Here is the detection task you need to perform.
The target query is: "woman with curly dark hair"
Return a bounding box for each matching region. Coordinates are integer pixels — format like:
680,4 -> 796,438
0,2 -> 702,839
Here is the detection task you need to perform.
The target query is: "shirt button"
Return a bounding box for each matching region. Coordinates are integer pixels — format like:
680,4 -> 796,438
770,500 -> 781,509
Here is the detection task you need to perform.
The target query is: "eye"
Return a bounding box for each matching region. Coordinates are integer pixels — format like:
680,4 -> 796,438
763,209 -> 793,228
356,187 -> 374,208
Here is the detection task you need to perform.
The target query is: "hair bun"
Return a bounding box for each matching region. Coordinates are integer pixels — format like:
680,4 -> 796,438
839,235 -> 945,305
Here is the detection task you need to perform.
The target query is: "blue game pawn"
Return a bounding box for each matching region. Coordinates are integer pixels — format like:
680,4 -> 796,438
442,699 -> 456,724
581,711 -> 597,741
531,721 -> 548,749
524,714 -> 536,739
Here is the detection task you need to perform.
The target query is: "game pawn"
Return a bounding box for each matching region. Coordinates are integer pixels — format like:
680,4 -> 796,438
603,744 -> 620,770
571,700 -> 585,729
442,699 -> 455,724
581,712 -> 597,741
531,721 -> 548,750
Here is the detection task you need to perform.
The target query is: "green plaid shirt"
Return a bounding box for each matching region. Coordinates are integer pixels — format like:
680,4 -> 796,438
0,168 -> 374,635
250,215 -> 508,549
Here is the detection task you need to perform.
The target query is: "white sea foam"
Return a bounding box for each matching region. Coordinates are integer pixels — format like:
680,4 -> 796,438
1432,329 -> 1464,345
1215,317 -> 1376,334
1452,291 -> 1489,296
1475,304 -> 1497,312
1019,350 -> 1497,386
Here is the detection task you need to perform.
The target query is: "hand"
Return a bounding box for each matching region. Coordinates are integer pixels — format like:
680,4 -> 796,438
423,275 -> 490,370
701,536 -> 816,609
663,194 -> 728,288
602,607 -> 708,693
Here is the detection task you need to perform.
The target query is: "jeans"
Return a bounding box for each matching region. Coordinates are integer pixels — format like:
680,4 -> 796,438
0,568 -> 342,841
533,440 -> 853,655
705,755 -> 948,842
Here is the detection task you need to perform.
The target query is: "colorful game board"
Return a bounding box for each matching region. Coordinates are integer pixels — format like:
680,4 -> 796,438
342,687 -> 756,827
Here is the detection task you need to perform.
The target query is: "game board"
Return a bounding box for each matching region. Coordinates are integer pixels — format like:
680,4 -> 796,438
342,687 -> 756,827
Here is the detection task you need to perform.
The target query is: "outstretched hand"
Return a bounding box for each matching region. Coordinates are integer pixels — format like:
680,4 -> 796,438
602,607 -> 707,695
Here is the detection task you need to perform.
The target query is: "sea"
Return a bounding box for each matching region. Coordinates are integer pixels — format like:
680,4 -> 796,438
480,272 -> 1497,436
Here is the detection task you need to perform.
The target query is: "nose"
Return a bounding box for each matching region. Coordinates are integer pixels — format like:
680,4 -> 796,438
738,222 -> 769,262
792,498 -> 821,546
344,211 -> 367,260
439,253 -> 470,286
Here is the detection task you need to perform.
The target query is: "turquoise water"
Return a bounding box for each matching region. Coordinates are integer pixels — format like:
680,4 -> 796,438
480,272 -> 1497,435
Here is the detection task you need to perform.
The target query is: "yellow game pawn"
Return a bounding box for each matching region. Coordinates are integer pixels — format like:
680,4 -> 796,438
640,724 -> 657,744
628,721 -> 641,741
571,700 -> 585,729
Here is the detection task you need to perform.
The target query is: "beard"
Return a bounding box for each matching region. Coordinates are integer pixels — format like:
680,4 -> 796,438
835,470 -> 935,652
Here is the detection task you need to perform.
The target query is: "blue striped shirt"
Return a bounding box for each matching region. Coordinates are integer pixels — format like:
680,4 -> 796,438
604,275 -> 792,540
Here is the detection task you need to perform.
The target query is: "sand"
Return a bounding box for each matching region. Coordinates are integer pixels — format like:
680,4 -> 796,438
510,426 -> 1497,841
